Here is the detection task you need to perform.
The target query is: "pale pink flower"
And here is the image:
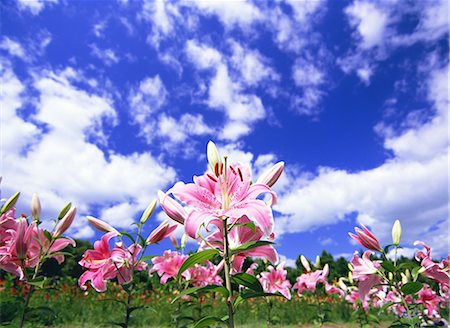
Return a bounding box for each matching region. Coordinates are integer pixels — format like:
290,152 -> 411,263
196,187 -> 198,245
346,290 -> 369,311
164,163 -> 277,239
146,220 -> 177,244
324,282 -> 345,297
349,224 -> 383,252
86,216 -> 119,235
414,241 -> 450,289
256,161 -> 284,188
201,215 -> 278,273
258,262 -> 292,299
350,251 -> 382,300
150,250 -> 188,284
54,206 -> 76,237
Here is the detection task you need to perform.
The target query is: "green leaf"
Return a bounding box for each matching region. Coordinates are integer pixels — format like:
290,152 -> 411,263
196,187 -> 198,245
177,249 -> 219,279
231,273 -> 263,292
171,285 -> 229,304
240,291 -> 280,299
230,241 -> 273,255
193,316 -> 225,328
381,261 -> 396,273
120,231 -> 135,243
383,244 -> 395,254
27,277 -> 46,289
230,221 -> 256,232
379,301 -> 395,313
396,262 -> 416,271
43,230 -> 53,242
139,255 -> 155,263
401,281 -> 423,295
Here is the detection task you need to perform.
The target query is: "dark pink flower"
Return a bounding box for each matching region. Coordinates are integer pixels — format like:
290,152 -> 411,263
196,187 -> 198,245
293,264 -> 329,295
150,250 -> 188,284
185,261 -> 223,287
258,262 -> 292,299
417,284 -> 445,318
146,220 -> 177,245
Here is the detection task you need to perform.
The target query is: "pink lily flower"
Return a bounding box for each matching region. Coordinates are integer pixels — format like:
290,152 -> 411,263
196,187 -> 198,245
345,290 -> 370,311
324,282 -> 345,297
258,262 -> 292,299
0,213 -> 75,280
293,264 -> 329,295
350,251 -> 382,300
150,250 -> 188,284
79,232 -> 146,292
414,241 -> 450,288
146,220 -> 177,245
417,284 -> 445,318
185,261 -> 224,287
164,163 -> 277,239
349,224 -> 383,252
200,215 -> 278,273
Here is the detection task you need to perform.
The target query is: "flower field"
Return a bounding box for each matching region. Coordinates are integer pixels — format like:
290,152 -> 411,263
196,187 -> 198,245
1,143 -> 448,327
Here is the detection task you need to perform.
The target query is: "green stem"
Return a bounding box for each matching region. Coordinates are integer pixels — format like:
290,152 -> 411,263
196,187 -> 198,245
123,287 -> 133,328
222,217 -> 235,328
19,285 -> 34,328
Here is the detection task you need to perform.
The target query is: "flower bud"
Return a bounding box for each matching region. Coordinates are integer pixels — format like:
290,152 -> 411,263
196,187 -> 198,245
169,233 -> 179,249
256,161 -> 284,188
146,220 -> 177,244
388,272 -> 394,280
391,219 -> 402,246
300,255 -> 311,272
401,273 -> 408,284
30,193 -> 41,222
158,191 -> 187,224
54,206 -> 76,237
1,192 -> 20,215
207,141 -> 222,177
181,233 -> 188,249
16,218 -> 28,260
349,224 -> 383,252
57,202 -> 72,220
315,255 -> 321,269
140,199 -> 157,224
86,216 -> 119,235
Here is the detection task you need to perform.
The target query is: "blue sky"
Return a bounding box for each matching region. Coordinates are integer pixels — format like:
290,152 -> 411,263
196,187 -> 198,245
1,0 -> 448,266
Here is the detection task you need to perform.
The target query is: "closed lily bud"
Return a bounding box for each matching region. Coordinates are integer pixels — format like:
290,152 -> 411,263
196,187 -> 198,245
54,206 -> 76,237
388,272 -> 394,281
392,219 -> 402,246
57,202 -> 72,220
315,255 -> 321,269
338,278 -> 347,291
16,218 -> 28,260
169,233 -> 179,249
158,191 -> 187,224
256,161 -> 284,188
401,273 -> 408,284
140,199 -> 157,224
146,220 -> 177,244
30,193 -> 41,222
181,233 -> 188,249
349,224 -> 383,252
207,141 -> 222,177
86,216 -> 119,235
405,269 -> 411,281
1,192 -> 20,215
300,255 -> 311,272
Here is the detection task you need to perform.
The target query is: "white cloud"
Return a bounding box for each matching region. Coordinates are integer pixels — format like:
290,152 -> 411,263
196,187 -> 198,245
0,37 -> 26,60
157,113 -> 212,144
279,254 -> 297,268
345,1 -> 389,49
341,0 -> 448,84
16,0 -> 58,15
185,40 -> 268,141
89,44 -> 120,66
229,40 -> 279,86
1,65 -> 176,238
275,64 -> 449,257
192,0 -> 262,29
